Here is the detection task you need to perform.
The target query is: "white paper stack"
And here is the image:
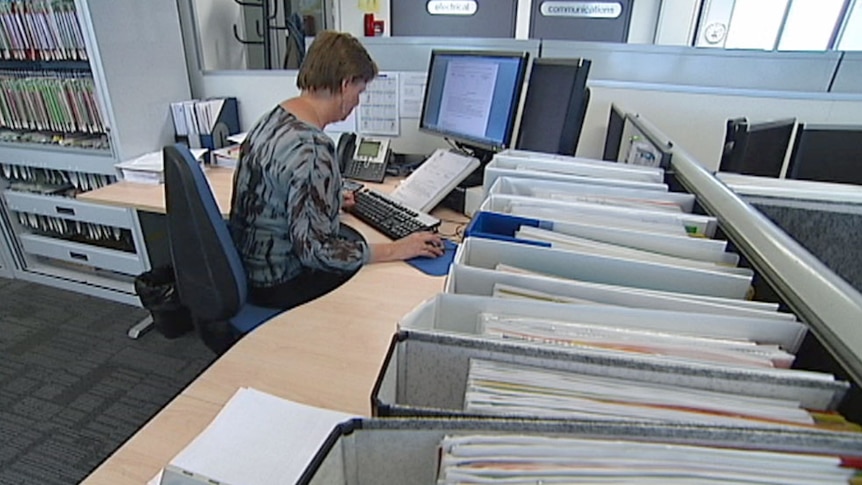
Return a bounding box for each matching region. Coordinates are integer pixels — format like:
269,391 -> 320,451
437,433 -> 857,484
152,388 -> 355,485
116,148 -> 208,185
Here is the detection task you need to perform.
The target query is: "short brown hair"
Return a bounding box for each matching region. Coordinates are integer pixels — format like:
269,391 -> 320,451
297,31 -> 378,93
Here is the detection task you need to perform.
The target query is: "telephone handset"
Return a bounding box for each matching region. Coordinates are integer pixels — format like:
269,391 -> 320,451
336,133 -> 391,183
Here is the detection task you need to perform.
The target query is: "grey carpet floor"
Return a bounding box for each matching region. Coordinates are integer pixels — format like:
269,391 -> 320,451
0,278 -> 216,484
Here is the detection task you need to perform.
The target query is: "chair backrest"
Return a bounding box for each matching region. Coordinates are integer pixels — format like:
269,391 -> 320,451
164,144 -> 247,322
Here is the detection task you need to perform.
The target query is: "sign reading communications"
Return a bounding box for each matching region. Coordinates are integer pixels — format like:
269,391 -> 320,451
427,0 -> 478,16
540,1 -> 622,18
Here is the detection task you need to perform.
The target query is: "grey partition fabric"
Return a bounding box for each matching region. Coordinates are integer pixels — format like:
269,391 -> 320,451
541,41 -> 841,92
391,0 -> 517,38
749,197 -> 862,293
530,0 -> 633,42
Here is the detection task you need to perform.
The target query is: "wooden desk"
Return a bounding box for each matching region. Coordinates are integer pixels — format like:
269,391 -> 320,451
78,169 -> 466,484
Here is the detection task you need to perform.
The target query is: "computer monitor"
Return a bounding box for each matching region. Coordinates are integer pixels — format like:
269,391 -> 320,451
515,58 -> 592,156
602,103 -> 626,161
719,118 -> 796,177
419,50 -> 529,161
787,124 -> 862,185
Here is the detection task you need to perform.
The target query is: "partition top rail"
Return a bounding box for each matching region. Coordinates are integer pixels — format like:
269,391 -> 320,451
669,142 -> 862,386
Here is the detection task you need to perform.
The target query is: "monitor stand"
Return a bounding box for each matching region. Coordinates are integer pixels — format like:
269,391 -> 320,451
438,146 -> 495,215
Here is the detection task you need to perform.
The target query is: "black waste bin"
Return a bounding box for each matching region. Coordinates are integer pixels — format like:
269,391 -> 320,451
134,266 -> 193,339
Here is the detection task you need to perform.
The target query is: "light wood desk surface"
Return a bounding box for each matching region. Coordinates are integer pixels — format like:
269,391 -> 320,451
79,166 -> 467,484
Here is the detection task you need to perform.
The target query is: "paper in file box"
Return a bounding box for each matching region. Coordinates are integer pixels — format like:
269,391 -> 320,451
297,418 -> 862,484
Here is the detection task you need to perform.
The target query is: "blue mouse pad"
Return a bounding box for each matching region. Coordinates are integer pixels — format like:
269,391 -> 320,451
406,239 -> 458,276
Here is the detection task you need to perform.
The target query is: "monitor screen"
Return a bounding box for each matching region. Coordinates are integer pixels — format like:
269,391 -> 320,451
788,124 -> 862,185
603,103 -> 626,161
719,118 -> 796,177
516,58 -> 591,156
419,50 -> 529,152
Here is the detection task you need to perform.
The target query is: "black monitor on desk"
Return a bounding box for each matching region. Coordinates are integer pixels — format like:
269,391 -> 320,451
419,49 -> 529,164
719,118 -> 796,177
515,58 -> 592,156
787,124 -> 862,185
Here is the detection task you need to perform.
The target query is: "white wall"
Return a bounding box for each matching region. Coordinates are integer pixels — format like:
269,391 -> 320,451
655,0 -> 701,45
192,0 -> 246,70
577,82 -> 862,170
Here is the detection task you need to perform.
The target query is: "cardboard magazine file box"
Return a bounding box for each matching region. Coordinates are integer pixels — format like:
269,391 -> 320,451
481,164 -> 668,197
489,152 -> 665,184
486,175 -> 695,212
370,329 -> 848,418
431,283 -> 806,350
296,417 -> 862,485
443,263 -> 796,322
495,149 -> 666,178
478,194 -> 724,238
451,237 -> 751,299
462,207 -> 730,262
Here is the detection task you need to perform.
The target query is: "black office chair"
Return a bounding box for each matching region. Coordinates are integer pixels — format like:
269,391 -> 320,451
163,143 -> 280,354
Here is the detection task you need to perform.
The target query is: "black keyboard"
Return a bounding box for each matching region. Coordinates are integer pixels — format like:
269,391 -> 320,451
349,188 -> 440,240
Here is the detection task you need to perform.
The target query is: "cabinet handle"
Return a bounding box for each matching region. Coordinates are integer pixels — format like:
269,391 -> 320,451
55,206 -> 76,216
69,251 -> 89,261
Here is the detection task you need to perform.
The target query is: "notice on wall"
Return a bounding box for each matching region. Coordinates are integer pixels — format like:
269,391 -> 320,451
358,72 -> 399,136
358,0 -> 379,13
399,72 -> 428,119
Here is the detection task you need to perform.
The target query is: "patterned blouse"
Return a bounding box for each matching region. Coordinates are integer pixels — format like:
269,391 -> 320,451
229,106 -> 368,288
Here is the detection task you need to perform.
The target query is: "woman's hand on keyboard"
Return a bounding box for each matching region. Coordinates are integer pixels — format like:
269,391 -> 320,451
370,232 -> 444,262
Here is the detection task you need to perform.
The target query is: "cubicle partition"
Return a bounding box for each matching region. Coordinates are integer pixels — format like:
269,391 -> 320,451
664,124 -> 862,423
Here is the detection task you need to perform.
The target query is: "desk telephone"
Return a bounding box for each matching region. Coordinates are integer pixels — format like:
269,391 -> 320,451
337,133 -> 391,183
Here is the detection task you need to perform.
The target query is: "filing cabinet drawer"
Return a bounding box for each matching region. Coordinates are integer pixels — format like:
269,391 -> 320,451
19,234 -> 145,276
4,191 -> 134,228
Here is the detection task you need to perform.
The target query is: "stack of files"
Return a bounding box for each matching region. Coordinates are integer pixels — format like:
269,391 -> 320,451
464,358 -> 860,430
0,0 -> 87,61
483,152 -> 668,195
372,329 -> 849,419
116,148 -> 206,185
211,143 -> 240,168
170,97 -> 239,149
475,311 -> 795,368
0,71 -> 104,133
152,387 -> 356,485
436,433 -> 862,484
297,418 -> 862,484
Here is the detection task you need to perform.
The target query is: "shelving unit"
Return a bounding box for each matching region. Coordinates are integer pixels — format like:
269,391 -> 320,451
0,0 -> 191,305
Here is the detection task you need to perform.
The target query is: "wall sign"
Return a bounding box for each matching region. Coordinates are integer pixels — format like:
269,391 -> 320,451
426,0 -> 478,16
540,1 -> 622,18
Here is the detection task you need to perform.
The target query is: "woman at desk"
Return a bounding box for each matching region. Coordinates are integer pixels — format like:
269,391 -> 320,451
229,31 -> 443,310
